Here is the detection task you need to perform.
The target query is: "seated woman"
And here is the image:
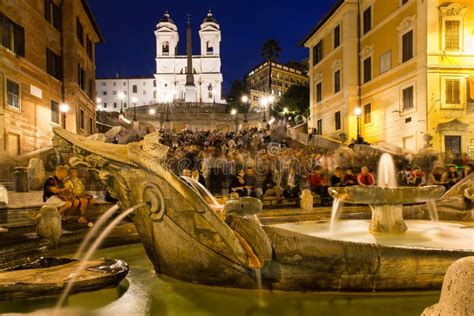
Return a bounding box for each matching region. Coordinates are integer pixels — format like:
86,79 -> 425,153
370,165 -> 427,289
43,166 -> 78,217
262,170 -> 282,202
229,169 -> 246,197
64,168 -> 92,224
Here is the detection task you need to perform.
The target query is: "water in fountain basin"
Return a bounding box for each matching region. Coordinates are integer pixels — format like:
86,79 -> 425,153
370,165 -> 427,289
329,198 -> 343,234
426,200 -> 439,222
377,153 -> 398,188
55,203 -> 145,312
73,204 -> 120,259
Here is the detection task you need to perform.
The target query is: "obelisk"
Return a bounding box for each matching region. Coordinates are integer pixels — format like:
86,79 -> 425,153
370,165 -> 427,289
184,15 -> 197,103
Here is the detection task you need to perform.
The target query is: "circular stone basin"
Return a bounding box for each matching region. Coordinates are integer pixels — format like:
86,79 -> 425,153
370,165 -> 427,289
272,220 -> 474,251
328,185 -> 446,205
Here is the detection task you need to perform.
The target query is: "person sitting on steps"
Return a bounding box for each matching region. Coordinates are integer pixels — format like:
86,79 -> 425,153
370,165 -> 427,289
43,166 -> 78,219
64,167 -> 93,225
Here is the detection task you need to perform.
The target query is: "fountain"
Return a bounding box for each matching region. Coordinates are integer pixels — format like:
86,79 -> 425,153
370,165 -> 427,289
329,153 -> 445,233
48,128 -> 473,292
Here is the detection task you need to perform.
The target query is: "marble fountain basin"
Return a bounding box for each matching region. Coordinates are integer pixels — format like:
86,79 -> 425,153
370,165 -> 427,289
328,185 -> 446,205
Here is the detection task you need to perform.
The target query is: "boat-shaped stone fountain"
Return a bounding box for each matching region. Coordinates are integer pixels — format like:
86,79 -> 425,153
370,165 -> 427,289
52,128 -> 474,292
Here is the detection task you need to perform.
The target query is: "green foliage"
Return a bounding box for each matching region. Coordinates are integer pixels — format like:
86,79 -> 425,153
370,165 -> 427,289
261,39 -> 281,62
226,80 -> 249,113
277,85 -> 310,116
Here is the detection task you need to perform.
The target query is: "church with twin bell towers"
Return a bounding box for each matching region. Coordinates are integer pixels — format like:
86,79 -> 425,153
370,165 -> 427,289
154,10 -> 224,104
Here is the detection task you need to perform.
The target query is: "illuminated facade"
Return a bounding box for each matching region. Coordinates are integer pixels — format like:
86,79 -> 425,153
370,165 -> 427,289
303,0 -> 474,157
245,61 -> 308,109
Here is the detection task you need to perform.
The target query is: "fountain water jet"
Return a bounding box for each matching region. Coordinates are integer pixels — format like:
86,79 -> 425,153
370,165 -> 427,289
329,198 -> 343,234
73,204 -> 120,260
55,203 -> 144,311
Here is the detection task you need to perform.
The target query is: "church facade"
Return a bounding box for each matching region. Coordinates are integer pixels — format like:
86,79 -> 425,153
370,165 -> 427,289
96,10 -> 224,112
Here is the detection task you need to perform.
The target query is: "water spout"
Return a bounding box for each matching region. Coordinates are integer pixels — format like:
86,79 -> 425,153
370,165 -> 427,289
426,200 -> 439,222
377,153 -> 397,188
329,198 -> 343,234
73,204 -> 120,260
180,176 -> 223,212
55,203 -> 145,311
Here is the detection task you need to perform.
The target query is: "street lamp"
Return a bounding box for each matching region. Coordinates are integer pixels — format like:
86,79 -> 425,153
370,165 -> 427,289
59,103 -> 70,129
118,92 -> 125,119
260,96 -> 269,123
354,106 -> 362,138
241,95 -> 249,123
132,96 -> 138,121
230,108 -> 238,131
148,108 -> 156,116
164,93 -> 173,122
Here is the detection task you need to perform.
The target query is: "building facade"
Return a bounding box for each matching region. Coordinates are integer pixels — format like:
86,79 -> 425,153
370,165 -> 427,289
303,0 -> 474,157
0,0 -> 103,157
246,61 -> 309,109
96,10 -> 224,111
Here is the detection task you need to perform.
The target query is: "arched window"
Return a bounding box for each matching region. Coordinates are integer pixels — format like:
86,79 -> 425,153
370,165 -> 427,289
162,41 -> 169,55
206,41 -> 214,55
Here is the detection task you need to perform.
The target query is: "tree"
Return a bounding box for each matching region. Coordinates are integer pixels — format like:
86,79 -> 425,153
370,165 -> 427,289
226,80 -> 249,113
277,85 -> 310,116
260,39 -> 282,94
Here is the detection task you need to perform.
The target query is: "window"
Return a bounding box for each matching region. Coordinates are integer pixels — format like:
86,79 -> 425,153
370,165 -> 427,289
132,85 -> 137,93
312,41 -> 323,65
401,0 -> 409,5
46,48 -> 62,80
444,21 -> 460,51
402,30 -> 413,62
103,103 -> 107,109
76,17 -> 84,46
317,119 -> 323,135
101,82 -> 106,86
316,82 -> 322,102
379,50 -> 392,74
44,0 -> 61,31
153,91 -> 157,99
51,100 -> 59,124
335,111 -> 341,130
363,7 -> 372,34
363,103 -> 371,124
112,91 -> 117,96
6,79 -> 20,109
77,64 -> 86,90
86,36 -> 93,60
363,57 -> 372,83
88,78 -> 93,98
124,102 -> 127,108
334,70 -> 341,93
402,86 -> 414,110
103,91 -> 107,95
153,80 -> 157,87
206,41 -> 214,54
113,103 -> 117,108
143,90 -> 146,95
1,14 -> 25,56
162,41 -> 169,55
89,117 -> 93,134
445,79 -> 461,104
334,25 -> 340,49
79,109 -> 85,129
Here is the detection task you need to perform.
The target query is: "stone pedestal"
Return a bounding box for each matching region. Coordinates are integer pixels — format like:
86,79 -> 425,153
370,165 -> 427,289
369,204 -> 408,233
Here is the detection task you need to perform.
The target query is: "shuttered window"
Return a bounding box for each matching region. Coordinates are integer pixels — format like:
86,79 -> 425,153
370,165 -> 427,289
334,25 -> 340,49
6,79 -> 20,109
313,41 -> 323,65
51,100 -> 60,124
46,48 -> 62,80
335,111 -> 341,130
363,57 -> 371,83
334,70 -> 341,93
402,30 -> 413,62
1,14 -> 25,56
363,7 -> 372,34
364,103 -> 371,124
316,82 -> 322,102
446,79 -> 461,104
402,86 -> 414,110
445,21 -> 460,51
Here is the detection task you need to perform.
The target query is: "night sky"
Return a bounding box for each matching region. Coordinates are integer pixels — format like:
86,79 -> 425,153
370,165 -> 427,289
89,0 -> 339,93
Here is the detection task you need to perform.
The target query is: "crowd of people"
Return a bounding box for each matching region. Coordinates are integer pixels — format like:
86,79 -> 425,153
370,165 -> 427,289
38,127 -> 473,225
160,128 -> 474,206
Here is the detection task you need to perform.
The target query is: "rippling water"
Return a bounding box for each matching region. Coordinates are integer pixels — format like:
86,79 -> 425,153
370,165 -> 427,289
0,244 -> 439,315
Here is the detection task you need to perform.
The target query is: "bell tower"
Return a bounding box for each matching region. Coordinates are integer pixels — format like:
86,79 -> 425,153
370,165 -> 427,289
199,10 -> 221,56
155,11 -> 178,59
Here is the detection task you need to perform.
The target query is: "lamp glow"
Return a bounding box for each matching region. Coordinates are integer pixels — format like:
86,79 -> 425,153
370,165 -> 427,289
241,95 -> 249,103
96,97 -> 102,103
354,107 -> 362,116
118,92 -> 125,100
283,107 -> 289,114
268,95 -> 275,103
132,97 -> 138,103
149,108 -> 156,115
59,103 -> 70,113
230,109 -> 237,115
260,97 -> 269,107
